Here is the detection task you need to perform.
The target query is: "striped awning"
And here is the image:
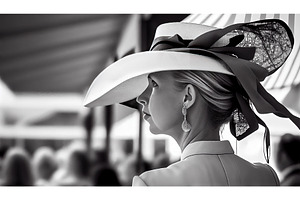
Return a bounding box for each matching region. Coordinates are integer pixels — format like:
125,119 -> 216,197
183,14 -> 300,90
0,14 -> 129,94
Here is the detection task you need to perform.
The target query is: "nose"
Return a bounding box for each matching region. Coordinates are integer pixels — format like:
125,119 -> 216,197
136,84 -> 152,106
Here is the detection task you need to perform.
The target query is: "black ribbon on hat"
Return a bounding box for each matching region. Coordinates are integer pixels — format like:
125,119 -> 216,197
150,19 -> 300,163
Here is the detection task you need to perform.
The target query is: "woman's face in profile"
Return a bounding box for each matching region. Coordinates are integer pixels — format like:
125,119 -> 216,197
137,71 -> 184,134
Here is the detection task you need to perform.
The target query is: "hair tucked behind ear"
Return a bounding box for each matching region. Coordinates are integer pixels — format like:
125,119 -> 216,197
172,70 -> 245,130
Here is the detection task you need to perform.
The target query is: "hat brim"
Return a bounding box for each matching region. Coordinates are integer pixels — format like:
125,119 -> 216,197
84,51 -> 233,107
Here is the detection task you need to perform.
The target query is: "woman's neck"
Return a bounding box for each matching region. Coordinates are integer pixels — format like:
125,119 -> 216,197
178,126 -> 220,151
178,102 -> 220,151
163,97 -> 221,152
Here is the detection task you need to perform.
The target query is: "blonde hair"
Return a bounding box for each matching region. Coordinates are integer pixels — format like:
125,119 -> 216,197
172,70 -> 242,129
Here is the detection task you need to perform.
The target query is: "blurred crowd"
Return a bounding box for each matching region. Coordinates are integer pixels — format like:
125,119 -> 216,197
1,133 -> 300,186
0,140 -> 173,186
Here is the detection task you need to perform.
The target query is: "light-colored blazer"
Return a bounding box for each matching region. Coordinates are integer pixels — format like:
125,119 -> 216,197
133,140 -> 279,186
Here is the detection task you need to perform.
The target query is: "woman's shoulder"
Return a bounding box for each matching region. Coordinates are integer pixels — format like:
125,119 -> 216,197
133,166 -> 175,186
132,176 -> 147,186
132,160 -> 190,186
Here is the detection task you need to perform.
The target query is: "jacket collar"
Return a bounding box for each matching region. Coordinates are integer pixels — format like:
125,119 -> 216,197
181,140 -> 234,161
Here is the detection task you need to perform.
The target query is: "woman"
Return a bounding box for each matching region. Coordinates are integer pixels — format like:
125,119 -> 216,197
84,19 -> 300,186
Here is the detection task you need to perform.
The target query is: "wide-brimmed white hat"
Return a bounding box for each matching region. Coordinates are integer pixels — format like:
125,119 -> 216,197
84,22 -> 234,108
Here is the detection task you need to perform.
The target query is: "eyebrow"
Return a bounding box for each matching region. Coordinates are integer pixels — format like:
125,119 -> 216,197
148,74 -> 154,80
148,73 -> 159,80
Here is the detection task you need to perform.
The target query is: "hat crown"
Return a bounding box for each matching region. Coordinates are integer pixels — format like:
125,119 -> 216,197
152,22 -> 237,50
154,22 -> 217,40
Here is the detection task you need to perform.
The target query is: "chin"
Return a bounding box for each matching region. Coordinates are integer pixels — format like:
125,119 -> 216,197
146,118 -> 163,134
149,126 -> 163,135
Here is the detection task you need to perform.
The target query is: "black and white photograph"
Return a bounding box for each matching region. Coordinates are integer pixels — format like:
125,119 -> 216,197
0,1 -> 299,199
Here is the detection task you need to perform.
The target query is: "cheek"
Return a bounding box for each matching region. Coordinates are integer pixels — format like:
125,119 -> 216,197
149,92 -> 182,131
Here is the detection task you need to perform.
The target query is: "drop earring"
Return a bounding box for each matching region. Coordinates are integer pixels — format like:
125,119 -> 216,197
181,101 -> 191,133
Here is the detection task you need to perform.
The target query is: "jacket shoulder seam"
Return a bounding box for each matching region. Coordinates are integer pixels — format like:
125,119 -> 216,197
217,155 -> 230,186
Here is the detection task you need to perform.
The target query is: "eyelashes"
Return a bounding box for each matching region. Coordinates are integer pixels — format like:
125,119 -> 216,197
148,75 -> 159,89
151,79 -> 158,87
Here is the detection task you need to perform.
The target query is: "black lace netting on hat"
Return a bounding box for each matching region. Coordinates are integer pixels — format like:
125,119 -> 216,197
237,20 -> 293,75
223,20 -> 294,139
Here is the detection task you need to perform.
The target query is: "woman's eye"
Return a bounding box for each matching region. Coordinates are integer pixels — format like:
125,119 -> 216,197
151,80 -> 158,87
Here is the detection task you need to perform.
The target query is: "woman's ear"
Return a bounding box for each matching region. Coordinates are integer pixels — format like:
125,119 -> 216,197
183,84 -> 196,108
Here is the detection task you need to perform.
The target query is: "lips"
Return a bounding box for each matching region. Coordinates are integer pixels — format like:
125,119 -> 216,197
142,111 -> 151,120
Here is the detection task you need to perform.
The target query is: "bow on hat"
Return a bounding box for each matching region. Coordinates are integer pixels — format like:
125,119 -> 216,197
150,19 -> 300,163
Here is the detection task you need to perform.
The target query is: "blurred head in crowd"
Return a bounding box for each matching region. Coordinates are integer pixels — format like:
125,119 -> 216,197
32,146 -> 57,185
117,154 -> 136,186
1,147 -> 34,186
68,149 -> 90,179
51,141 -> 91,186
91,164 -> 121,186
0,145 -> 9,159
0,145 -> 9,178
53,148 -> 91,186
275,133 -> 300,186
276,133 -> 300,171
117,154 -> 151,186
50,147 -> 69,184
90,149 -> 108,167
